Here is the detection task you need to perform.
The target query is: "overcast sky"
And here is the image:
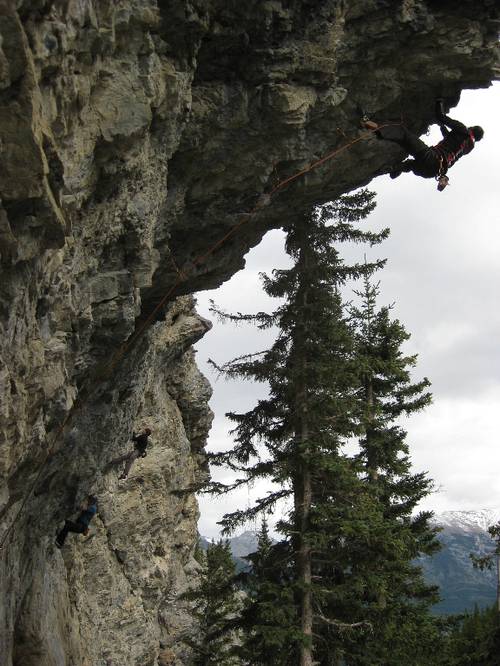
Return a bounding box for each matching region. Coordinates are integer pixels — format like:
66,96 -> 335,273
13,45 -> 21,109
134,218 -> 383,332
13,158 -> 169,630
194,83 -> 500,538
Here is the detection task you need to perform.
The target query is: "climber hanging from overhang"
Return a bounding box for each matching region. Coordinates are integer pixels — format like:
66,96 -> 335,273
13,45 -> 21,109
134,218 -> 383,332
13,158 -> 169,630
56,495 -> 98,548
106,427 -> 152,480
362,99 -> 484,191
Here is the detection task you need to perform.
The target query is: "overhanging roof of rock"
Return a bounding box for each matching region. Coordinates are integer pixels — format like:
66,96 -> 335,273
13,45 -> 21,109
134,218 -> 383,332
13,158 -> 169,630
148,0 -> 500,308
1,1 -> 499,314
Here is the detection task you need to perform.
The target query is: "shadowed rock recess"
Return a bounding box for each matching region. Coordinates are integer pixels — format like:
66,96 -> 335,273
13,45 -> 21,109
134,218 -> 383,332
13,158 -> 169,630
0,1 -> 498,664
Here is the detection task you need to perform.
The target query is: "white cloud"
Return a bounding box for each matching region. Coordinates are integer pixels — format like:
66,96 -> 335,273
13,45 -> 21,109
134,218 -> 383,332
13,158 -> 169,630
413,386 -> 500,513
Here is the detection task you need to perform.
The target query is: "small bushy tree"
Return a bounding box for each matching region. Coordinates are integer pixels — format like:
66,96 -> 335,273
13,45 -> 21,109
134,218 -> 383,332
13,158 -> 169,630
237,519 -> 298,665
184,540 -> 241,665
470,522 -> 500,613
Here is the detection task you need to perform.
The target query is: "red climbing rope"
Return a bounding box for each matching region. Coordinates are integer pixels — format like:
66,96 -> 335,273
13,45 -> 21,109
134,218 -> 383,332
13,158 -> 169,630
0,122 -> 397,550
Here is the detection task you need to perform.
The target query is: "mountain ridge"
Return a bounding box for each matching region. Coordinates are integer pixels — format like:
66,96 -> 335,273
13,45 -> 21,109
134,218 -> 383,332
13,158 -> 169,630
202,509 -> 500,615
431,508 -> 500,533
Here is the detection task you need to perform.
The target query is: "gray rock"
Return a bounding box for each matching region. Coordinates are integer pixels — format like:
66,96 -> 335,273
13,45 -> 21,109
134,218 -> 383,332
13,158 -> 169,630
0,1 -> 498,664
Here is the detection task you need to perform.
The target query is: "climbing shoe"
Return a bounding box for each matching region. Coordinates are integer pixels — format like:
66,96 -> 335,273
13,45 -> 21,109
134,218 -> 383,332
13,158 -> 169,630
435,98 -> 446,118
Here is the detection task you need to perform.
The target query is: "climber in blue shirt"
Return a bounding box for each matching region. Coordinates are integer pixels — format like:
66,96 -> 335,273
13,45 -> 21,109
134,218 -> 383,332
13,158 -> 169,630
56,495 -> 97,548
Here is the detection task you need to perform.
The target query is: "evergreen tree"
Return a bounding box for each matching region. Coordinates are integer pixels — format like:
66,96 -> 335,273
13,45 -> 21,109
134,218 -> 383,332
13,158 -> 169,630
461,522 -> 500,665
237,519 -> 298,665
208,191 -> 387,665
324,276 -> 442,665
183,540 -> 241,665
439,606 -> 500,666
470,521 -> 500,613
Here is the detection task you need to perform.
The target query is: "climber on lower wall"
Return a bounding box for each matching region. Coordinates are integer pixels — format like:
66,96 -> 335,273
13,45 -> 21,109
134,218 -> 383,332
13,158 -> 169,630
107,427 -> 152,480
55,495 -> 98,548
362,99 -> 484,191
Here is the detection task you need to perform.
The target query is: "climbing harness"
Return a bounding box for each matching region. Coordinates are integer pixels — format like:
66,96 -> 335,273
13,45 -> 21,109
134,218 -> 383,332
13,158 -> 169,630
0,121 -> 401,551
434,127 -> 475,192
434,128 -> 475,172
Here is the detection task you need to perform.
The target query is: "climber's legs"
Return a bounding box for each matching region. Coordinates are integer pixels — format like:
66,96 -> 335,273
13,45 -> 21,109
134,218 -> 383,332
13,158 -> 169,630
361,120 -> 427,154
375,125 -> 430,158
56,520 -> 87,547
107,453 -> 129,469
364,122 -> 440,178
120,450 -> 140,479
389,160 -> 414,179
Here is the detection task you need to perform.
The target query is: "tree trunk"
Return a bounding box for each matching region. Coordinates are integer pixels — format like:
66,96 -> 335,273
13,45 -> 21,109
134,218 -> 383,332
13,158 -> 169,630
298,416 -> 313,666
365,375 -> 378,483
296,228 -> 313,666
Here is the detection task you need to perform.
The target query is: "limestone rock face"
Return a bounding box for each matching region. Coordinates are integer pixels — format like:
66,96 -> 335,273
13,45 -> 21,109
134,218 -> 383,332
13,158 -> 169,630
0,1 -> 498,665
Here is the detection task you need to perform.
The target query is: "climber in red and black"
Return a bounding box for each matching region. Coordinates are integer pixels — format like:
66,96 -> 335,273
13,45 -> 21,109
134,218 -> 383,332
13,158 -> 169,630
56,495 -> 97,548
106,427 -> 152,480
363,100 -> 484,191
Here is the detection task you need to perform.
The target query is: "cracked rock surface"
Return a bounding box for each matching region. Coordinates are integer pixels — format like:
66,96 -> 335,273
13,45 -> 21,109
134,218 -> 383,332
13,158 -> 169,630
0,1 -> 498,664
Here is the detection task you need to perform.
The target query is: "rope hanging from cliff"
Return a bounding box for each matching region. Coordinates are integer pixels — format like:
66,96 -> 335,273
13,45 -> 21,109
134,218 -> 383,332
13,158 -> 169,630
0,122 -> 401,551
81,122 -> 403,380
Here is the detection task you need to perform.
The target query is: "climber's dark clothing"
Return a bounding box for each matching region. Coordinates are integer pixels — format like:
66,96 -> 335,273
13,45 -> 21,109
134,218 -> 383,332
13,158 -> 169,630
132,432 -> 149,455
378,114 -> 475,179
56,520 -> 87,545
120,449 -> 140,478
56,502 -> 97,547
434,114 -> 475,170
107,431 -> 151,479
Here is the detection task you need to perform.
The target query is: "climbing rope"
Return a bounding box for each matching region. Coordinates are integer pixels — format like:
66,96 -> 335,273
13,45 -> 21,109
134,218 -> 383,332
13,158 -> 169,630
0,121 -> 400,550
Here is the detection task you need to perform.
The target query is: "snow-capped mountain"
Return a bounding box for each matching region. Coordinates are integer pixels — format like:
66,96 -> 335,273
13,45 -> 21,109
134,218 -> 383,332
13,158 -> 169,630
432,508 -> 500,533
421,508 -> 499,614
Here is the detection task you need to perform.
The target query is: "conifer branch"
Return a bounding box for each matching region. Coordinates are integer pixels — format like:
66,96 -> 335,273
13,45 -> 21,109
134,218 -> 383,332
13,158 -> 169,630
315,614 -> 373,633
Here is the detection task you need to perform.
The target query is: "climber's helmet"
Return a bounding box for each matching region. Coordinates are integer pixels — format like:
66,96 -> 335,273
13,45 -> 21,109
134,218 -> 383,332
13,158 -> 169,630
470,126 -> 484,141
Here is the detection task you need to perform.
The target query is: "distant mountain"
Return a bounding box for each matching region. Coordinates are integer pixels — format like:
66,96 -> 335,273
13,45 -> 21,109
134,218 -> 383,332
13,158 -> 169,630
201,510 -> 500,615
199,530 -> 259,556
198,535 -> 212,551
434,508 -> 500,533
421,509 -> 499,615
199,530 -> 260,572
227,530 -> 261,557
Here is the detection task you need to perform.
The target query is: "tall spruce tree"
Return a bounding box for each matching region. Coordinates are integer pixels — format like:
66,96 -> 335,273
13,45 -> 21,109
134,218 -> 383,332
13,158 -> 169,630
183,540 -> 241,665
326,276 -> 442,665
209,191 -> 387,665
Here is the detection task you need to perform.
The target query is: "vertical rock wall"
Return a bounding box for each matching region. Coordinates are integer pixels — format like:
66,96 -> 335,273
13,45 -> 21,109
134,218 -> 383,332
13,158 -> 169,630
0,1 -> 498,664
2,296 -> 213,665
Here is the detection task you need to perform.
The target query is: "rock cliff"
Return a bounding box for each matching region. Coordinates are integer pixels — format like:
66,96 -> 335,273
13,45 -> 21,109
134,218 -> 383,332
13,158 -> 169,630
0,1 -> 498,664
